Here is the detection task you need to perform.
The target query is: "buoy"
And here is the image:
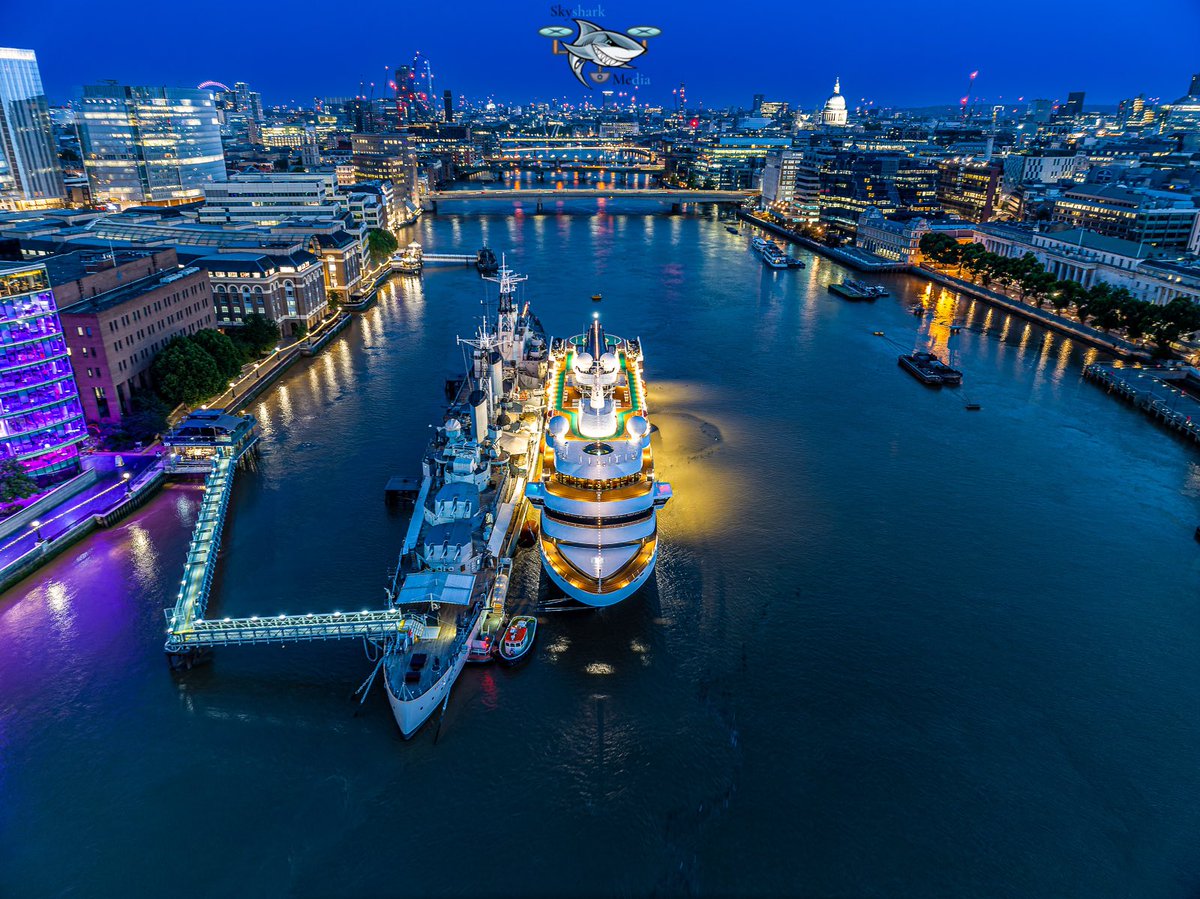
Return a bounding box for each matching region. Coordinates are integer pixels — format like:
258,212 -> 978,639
873,331 -> 884,336
592,293 -> 602,302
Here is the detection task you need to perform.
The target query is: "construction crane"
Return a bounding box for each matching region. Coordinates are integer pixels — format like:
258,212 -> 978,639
960,71 -> 978,120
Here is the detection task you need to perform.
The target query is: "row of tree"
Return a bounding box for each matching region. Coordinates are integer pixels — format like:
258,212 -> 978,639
149,315 -> 281,409
919,233 -> 1200,353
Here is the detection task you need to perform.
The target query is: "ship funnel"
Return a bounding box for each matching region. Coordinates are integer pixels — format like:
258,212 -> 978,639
488,351 -> 504,401
468,388 -> 488,442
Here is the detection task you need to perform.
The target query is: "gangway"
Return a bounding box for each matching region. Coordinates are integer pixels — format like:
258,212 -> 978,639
167,609 -> 409,649
422,253 -> 475,264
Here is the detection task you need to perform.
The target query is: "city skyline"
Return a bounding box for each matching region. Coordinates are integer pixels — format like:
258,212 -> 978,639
5,0 -> 1200,109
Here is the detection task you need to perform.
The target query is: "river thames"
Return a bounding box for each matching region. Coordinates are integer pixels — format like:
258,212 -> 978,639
3,205 -> 1199,897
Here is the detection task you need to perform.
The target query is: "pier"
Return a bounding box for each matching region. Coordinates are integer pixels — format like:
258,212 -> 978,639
1083,363 -> 1200,445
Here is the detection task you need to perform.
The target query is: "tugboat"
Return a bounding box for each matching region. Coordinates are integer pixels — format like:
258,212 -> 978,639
497,615 -> 537,664
898,351 -> 963,386
476,246 -> 499,275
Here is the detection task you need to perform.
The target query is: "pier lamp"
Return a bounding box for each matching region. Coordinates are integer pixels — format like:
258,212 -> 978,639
30,520 -> 42,542
122,471 -> 132,494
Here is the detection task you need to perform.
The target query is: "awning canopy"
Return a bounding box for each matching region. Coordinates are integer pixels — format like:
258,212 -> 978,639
396,571 -> 477,606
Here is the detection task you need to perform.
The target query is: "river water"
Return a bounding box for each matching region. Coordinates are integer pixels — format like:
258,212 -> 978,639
3,207 -> 1199,897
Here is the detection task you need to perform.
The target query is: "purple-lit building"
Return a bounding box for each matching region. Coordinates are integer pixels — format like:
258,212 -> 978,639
0,261 -> 87,485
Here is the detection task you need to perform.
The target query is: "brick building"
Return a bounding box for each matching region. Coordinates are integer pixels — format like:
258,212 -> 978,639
52,249 -> 214,422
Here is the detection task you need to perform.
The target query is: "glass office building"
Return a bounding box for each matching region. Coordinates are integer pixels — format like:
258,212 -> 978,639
0,48 -> 66,209
78,84 -> 226,207
0,262 -> 86,484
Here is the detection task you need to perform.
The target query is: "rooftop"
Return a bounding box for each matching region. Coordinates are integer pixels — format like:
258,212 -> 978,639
58,265 -> 205,315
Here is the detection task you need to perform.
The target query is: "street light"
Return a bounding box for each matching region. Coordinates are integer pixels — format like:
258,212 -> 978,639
122,471 -> 132,494
30,520 -> 42,542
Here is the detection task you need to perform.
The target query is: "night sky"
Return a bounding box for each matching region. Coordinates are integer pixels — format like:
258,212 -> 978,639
6,0 -> 1199,110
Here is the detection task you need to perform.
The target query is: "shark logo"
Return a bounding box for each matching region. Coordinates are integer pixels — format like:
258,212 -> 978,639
539,21 -> 660,88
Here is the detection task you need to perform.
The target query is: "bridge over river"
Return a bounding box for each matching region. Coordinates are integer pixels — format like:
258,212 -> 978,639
422,189 -> 755,213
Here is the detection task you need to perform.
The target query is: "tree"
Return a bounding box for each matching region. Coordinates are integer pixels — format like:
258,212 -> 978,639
0,458 -> 39,503
1146,297 -> 1200,353
272,157 -> 290,172
238,314 -> 281,357
151,336 -> 225,407
1051,279 -> 1087,314
367,228 -> 399,266
328,290 -> 343,310
1024,270 -> 1057,308
192,328 -> 245,381
97,394 -> 170,450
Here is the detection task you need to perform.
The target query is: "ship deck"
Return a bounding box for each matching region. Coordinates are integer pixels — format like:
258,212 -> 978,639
553,344 -> 644,439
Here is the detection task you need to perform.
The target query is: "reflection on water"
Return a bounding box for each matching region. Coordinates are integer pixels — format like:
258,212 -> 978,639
2,211 -> 1200,898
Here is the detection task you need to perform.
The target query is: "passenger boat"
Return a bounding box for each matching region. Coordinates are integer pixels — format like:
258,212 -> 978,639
898,352 -> 963,386
496,615 -> 537,664
392,242 -> 423,274
526,315 -> 672,607
761,244 -> 789,269
751,235 -> 768,251
382,260 -> 549,737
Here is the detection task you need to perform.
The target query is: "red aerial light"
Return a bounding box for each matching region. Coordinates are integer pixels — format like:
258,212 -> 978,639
689,117 -> 699,128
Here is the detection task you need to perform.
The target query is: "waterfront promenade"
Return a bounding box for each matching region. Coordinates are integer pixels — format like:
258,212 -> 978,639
740,210 -> 1155,360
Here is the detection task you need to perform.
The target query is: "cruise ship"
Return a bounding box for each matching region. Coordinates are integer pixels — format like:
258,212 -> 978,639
526,316 -> 672,606
383,261 -> 548,737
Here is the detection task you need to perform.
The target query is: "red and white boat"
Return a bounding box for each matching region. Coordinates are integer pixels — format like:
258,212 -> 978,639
496,615 -> 536,665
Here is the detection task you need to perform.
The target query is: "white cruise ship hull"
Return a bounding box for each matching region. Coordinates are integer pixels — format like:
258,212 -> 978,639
542,538 -> 658,606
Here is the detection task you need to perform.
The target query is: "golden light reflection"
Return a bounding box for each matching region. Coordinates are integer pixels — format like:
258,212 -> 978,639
585,662 -> 614,675
127,523 -> 159,587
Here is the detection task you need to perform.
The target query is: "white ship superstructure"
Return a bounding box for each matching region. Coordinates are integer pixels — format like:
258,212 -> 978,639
383,260 -> 548,737
526,316 -> 671,606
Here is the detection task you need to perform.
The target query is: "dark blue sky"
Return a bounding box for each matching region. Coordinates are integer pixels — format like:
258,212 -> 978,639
7,0 -> 1199,110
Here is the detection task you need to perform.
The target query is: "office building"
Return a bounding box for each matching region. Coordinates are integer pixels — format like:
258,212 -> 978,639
195,250 -> 326,335
78,84 -> 226,208
53,249 -> 214,422
1063,91 -> 1086,117
936,159 -> 1003,222
0,48 -> 66,210
199,172 -> 343,226
0,261 -> 87,484
1051,184 -> 1200,252
855,209 -> 930,263
1001,150 -> 1083,191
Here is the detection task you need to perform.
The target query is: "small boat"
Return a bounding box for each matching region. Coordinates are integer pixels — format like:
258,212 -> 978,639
592,292 -> 602,302
466,632 -> 496,664
476,246 -> 499,275
786,257 -> 806,268
912,304 -> 927,316
496,615 -> 536,665
873,330 -> 885,336
726,226 -> 739,234
949,322 -> 964,333
965,403 -> 982,411
866,285 -> 888,297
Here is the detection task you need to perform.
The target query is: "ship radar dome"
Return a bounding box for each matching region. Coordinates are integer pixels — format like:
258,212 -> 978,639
445,418 -> 462,433
548,415 -> 570,439
573,351 -> 594,373
626,415 -> 649,439
599,352 -> 619,373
